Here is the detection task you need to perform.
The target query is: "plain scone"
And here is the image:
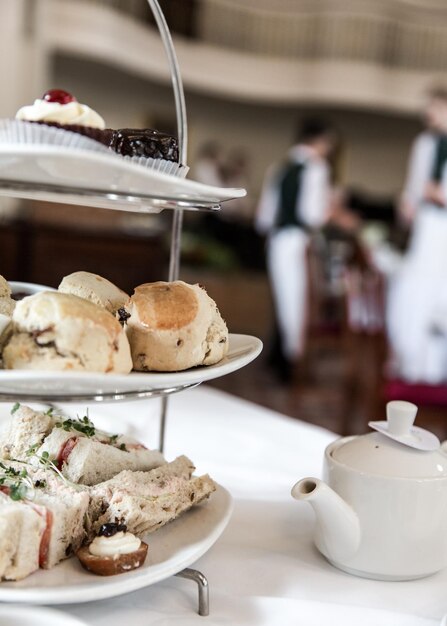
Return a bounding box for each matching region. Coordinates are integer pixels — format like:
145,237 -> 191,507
0,275 -> 15,317
59,271 -> 128,315
123,281 -> 229,372
3,291 -> 132,373
0,275 -> 15,349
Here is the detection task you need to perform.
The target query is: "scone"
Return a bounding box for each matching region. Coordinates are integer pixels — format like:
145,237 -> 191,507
58,271 -> 128,315
0,275 -> 15,317
3,291 -> 132,373
122,281 -> 228,372
0,275 -> 15,349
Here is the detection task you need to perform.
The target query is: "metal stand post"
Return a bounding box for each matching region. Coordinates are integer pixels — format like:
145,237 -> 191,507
144,7 -> 211,620
145,0 -> 188,459
158,395 -> 168,454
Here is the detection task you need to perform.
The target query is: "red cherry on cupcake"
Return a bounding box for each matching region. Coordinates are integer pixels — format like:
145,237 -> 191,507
42,89 -> 77,105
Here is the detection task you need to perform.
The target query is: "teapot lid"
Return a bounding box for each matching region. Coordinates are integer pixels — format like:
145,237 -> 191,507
332,401 -> 447,478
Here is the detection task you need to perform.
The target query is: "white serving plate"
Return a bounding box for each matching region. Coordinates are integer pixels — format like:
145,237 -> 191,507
0,145 -> 246,211
0,334 -> 262,399
0,484 -> 232,605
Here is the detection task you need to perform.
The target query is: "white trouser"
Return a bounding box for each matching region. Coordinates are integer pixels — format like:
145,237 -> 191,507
267,227 -> 309,360
387,206 -> 447,383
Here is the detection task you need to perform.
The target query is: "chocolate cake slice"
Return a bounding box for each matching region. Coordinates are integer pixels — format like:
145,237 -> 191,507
34,122 -> 179,162
110,128 -> 179,161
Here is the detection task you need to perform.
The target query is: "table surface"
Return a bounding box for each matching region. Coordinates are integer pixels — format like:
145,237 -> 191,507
0,386 -> 445,626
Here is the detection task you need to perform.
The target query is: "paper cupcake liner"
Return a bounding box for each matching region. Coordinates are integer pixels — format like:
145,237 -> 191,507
122,155 -> 188,178
0,119 -> 188,177
0,119 -> 111,154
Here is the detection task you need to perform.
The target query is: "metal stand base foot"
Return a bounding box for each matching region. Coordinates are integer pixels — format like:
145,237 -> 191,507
175,567 -> 209,616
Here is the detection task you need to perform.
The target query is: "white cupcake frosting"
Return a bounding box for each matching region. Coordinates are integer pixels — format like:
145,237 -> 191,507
16,99 -> 105,129
89,531 -> 141,557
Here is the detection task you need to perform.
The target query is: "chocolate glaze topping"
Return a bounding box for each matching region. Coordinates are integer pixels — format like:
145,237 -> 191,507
33,121 -> 179,162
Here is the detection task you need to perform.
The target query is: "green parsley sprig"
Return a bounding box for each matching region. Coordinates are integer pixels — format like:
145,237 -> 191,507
54,412 -> 96,438
0,462 -> 35,501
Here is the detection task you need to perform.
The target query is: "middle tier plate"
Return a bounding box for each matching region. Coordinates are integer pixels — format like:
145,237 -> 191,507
0,334 -> 262,401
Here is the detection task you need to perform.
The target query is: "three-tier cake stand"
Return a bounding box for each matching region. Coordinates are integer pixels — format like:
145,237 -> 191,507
0,1 -> 262,616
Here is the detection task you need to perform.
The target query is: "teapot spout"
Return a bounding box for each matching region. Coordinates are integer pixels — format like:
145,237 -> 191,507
292,478 -> 361,563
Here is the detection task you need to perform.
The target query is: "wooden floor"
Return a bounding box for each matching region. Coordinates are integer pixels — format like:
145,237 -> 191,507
208,331 -> 384,436
208,331 -> 447,439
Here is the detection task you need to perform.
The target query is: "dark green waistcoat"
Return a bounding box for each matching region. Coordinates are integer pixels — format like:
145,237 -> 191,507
275,161 -> 309,231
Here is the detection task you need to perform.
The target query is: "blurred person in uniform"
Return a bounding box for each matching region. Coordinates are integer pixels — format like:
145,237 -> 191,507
256,118 -> 336,382
193,141 -> 224,188
387,87 -> 447,383
221,149 -> 252,223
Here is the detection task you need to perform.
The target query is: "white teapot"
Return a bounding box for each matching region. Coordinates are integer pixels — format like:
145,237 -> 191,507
291,400 -> 447,580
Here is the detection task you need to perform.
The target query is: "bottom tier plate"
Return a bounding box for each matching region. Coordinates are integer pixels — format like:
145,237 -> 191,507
0,484 -> 232,605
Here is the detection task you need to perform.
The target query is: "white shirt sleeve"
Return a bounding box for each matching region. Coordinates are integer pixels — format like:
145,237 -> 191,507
402,133 -> 435,209
255,164 -> 280,235
299,159 -> 330,228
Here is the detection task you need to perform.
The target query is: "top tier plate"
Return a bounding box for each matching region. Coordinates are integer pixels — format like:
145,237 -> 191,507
0,144 -> 246,213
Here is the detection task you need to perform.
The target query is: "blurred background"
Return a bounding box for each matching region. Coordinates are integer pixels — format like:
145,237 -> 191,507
1,0 -> 447,436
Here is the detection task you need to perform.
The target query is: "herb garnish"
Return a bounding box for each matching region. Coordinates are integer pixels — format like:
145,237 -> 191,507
109,434 -> 118,444
119,443 -> 127,451
0,462 -> 35,501
11,402 -> 20,415
55,412 -> 96,438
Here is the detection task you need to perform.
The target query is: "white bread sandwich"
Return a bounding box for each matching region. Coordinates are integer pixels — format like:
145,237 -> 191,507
0,491 -> 45,580
122,281 -> 229,372
59,271 -> 128,315
22,465 -> 89,568
0,404 -> 55,461
89,455 -> 216,536
0,461 -> 89,572
0,404 -> 165,486
33,426 -> 165,486
3,291 -> 132,373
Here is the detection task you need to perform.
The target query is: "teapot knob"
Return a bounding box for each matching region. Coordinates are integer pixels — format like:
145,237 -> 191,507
386,400 -> 418,436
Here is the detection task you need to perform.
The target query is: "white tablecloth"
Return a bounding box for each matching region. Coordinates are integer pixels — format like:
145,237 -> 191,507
1,387 -> 446,625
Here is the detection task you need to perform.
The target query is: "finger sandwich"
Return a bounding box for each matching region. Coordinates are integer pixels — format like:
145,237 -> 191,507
89,455 -> 216,536
0,404 -> 165,486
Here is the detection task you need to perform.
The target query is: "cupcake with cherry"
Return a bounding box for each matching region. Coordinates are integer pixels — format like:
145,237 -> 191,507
2,88 -> 183,172
77,522 -> 148,576
16,88 -> 106,130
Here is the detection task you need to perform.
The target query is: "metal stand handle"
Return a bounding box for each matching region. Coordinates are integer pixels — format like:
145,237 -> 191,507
146,0 -> 187,165
145,0 -> 188,456
176,568 -> 210,616
145,0 -> 187,281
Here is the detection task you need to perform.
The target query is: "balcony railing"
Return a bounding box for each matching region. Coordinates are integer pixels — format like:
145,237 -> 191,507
61,0 -> 447,72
